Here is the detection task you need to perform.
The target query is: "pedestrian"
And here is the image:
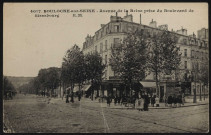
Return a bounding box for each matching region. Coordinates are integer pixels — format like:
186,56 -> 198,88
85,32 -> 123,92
9,92 -> 13,99
167,95 -> 171,107
114,96 -> 117,106
118,97 -> 121,105
173,94 -> 177,107
177,94 -> 182,107
107,96 -> 111,107
78,91 -> 81,101
146,93 -> 150,111
66,93 -> 69,103
132,95 -> 136,108
164,95 -> 167,107
182,92 -> 185,105
143,92 -> 148,111
151,95 -> 156,107
140,94 -> 145,111
71,91 -> 74,103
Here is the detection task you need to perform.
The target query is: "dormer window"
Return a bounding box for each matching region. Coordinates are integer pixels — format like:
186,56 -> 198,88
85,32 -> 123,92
114,25 -> 120,32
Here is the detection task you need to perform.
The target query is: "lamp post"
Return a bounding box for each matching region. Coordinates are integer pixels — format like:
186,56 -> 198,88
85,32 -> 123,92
193,63 -> 198,103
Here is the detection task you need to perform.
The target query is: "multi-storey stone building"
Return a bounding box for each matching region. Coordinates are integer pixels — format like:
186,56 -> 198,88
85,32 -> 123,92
82,13 -> 209,100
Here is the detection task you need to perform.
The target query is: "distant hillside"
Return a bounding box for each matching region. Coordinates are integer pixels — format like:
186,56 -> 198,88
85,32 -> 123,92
6,76 -> 35,89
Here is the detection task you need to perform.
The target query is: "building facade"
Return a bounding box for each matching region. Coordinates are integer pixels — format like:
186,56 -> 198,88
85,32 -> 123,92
82,13 -> 209,100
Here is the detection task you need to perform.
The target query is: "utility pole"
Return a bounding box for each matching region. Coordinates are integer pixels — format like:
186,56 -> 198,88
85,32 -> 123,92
200,81 -> 202,101
193,63 -> 198,103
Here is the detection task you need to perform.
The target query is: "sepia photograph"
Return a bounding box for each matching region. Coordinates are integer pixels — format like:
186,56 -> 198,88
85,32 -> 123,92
3,2 -> 209,133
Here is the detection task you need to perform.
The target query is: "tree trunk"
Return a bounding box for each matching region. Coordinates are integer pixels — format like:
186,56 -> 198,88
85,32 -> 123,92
97,85 -> 99,97
193,73 -> 197,103
204,85 -> 205,101
155,70 -> 159,99
91,80 -> 94,100
199,82 -> 202,101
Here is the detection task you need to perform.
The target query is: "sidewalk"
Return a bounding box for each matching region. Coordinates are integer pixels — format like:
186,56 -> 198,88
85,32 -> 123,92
45,96 -> 209,110
87,97 -> 209,109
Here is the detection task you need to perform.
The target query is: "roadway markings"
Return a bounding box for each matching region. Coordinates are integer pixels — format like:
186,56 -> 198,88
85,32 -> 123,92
101,102 -> 110,133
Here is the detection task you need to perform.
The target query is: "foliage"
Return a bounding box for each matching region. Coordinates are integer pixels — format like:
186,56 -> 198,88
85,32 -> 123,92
147,30 -> 181,97
18,77 -> 41,94
199,58 -> 209,86
109,30 -> 149,95
3,76 -> 16,93
61,44 -> 85,92
200,66 -> 209,86
84,52 -> 105,99
37,67 -> 60,93
84,52 -> 105,84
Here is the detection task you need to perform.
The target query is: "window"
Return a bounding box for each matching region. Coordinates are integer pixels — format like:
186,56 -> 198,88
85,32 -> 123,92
105,40 -> 107,50
100,43 -> 103,53
205,43 -> 207,48
101,30 -> 103,37
184,49 -> 187,57
183,39 -> 187,45
96,32 -> 99,40
114,25 -> 120,32
196,51 -> 199,58
197,85 -> 199,93
184,61 -> 187,69
184,73 -> 188,81
105,70 -> 107,79
114,38 -> 120,44
114,71 -> 116,76
201,52 -> 203,60
191,50 -> 194,58
105,55 -> 107,65
95,46 -> 97,52
200,42 -> 203,47
113,38 -> 120,48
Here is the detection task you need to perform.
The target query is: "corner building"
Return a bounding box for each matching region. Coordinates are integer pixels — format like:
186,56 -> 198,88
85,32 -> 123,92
82,13 -> 209,101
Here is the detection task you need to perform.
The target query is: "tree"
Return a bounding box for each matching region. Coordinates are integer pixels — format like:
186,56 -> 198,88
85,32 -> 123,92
84,52 -> 105,100
110,30 -> 149,97
147,30 -> 181,102
38,67 -> 60,96
3,76 -> 16,97
32,77 -> 41,95
198,57 -> 209,101
61,44 -> 86,94
192,62 -> 199,103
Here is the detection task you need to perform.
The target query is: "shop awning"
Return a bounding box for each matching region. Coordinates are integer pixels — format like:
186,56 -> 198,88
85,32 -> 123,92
82,84 -> 91,91
140,81 -> 156,88
73,86 -> 80,92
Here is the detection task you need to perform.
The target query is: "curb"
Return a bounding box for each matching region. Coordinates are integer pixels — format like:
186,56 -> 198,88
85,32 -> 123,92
107,103 -> 209,110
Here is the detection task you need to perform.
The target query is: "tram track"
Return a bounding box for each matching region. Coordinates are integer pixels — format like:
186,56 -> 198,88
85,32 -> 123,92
80,102 -> 208,133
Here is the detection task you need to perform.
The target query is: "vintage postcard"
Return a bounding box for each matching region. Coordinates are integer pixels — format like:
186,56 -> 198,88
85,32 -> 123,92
3,2 -> 209,133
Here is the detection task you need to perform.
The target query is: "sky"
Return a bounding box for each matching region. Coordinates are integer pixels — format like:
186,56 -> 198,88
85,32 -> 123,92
3,3 -> 208,77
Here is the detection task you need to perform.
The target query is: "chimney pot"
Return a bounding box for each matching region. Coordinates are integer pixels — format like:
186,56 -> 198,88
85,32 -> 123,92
140,14 -> 142,24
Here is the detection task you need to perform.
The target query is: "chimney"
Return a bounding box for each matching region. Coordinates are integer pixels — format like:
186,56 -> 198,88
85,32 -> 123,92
193,32 -> 196,38
140,14 -> 142,24
149,19 -> 157,28
126,10 -> 128,16
176,28 -> 187,35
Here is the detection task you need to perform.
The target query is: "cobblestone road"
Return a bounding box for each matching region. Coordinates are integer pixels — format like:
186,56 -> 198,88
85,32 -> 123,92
3,94 -> 209,133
